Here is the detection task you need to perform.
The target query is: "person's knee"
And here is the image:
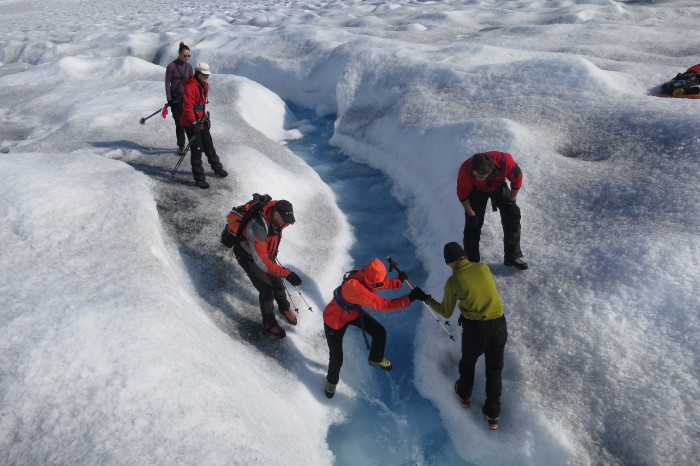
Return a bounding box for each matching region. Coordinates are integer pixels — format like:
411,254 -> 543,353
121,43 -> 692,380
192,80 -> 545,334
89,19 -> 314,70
258,287 -> 275,303
373,325 -> 387,340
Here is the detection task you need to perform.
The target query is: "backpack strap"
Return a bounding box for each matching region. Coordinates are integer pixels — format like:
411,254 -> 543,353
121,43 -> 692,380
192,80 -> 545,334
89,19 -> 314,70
237,194 -> 271,238
333,273 -> 370,349
333,285 -> 361,312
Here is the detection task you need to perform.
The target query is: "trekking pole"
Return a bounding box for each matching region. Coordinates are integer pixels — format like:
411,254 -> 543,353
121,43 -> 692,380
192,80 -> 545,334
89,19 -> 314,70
170,112 -> 207,178
280,281 -> 300,314
386,256 -> 455,342
139,104 -> 169,125
276,259 -> 313,312
170,133 -> 196,178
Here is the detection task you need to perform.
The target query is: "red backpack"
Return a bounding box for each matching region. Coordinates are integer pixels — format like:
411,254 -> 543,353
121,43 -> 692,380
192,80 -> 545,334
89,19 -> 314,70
685,64 -> 700,75
220,193 -> 271,248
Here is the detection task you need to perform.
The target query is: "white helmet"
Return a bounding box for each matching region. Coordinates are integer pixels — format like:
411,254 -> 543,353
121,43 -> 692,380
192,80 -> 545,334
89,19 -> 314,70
195,62 -> 211,75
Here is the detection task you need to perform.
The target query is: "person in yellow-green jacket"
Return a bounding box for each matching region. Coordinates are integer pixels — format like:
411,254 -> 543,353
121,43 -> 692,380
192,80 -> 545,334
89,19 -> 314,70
413,242 -> 508,430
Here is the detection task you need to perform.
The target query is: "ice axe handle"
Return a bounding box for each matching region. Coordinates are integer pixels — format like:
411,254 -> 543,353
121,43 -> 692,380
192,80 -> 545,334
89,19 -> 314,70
386,256 -> 415,289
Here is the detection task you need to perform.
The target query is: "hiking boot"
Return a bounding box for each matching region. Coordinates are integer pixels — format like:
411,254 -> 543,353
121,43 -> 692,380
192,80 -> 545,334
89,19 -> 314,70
280,308 -> 297,326
482,407 -> 499,430
178,145 -> 186,155
368,357 -> 393,371
213,168 -> 228,177
325,381 -> 336,399
195,179 -> 210,189
454,381 -> 470,408
504,257 -> 528,270
262,322 -> 286,339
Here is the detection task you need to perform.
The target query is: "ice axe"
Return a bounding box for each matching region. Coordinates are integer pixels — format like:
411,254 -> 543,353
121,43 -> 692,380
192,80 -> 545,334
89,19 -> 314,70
387,256 -> 455,342
139,104 -> 169,125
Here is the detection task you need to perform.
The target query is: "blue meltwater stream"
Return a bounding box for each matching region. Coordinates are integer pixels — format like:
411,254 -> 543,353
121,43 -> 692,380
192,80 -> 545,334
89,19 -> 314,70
286,105 -> 467,465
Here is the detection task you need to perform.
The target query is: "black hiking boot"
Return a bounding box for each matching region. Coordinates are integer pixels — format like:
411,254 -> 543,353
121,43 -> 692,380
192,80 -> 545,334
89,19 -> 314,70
454,381 -> 470,408
213,167 -> 228,178
482,407 -> 499,430
195,179 -> 210,189
504,257 -> 528,270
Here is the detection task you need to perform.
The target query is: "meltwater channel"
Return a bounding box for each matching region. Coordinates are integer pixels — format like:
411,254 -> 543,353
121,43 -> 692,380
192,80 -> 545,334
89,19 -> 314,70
286,105 -> 466,465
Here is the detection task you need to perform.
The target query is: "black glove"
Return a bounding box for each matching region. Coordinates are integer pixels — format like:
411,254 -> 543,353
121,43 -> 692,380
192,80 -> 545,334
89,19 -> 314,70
167,100 -> 173,107
285,271 -> 302,286
192,123 -> 201,134
398,270 -> 409,282
408,287 -> 430,302
205,119 -> 211,130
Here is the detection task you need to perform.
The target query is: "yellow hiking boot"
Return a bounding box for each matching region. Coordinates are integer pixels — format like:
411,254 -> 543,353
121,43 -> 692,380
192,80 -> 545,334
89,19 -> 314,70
368,357 -> 393,371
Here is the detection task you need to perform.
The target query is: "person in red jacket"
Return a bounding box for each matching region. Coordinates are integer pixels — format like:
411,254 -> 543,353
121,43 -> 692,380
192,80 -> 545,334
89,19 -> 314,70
456,151 -> 528,270
180,62 -> 228,189
322,258 -> 425,398
233,199 -> 302,338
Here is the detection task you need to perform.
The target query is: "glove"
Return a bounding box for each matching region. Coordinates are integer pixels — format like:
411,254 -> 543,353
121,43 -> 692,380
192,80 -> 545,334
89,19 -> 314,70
408,287 -> 430,302
285,271 -> 302,286
398,270 -> 409,282
205,119 -> 211,130
167,100 -> 173,106
192,123 -> 201,134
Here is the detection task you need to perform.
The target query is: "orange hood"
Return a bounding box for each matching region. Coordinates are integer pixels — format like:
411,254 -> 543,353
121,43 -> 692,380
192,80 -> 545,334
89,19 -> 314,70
356,258 -> 386,287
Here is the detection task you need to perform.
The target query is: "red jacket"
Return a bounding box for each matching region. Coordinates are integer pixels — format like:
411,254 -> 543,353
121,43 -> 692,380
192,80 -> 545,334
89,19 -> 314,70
180,76 -> 207,128
323,258 -> 410,330
456,151 -> 523,202
240,201 -> 291,277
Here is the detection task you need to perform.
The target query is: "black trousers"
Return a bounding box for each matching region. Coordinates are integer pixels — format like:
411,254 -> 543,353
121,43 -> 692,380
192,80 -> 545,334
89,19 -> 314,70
235,249 -> 290,326
170,102 -> 186,148
463,187 -> 522,262
324,310 -> 386,384
457,315 -> 507,419
184,126 -> 224,181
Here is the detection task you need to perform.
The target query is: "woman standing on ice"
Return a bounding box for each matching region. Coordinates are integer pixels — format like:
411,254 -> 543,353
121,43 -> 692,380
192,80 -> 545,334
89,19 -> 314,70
322,258 -> 424,398
180,62 -> 228,189
164,42 -> 193,154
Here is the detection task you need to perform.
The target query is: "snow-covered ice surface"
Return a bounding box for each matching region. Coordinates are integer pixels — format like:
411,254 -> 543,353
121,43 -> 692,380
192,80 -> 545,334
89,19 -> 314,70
1,0 -> 699,464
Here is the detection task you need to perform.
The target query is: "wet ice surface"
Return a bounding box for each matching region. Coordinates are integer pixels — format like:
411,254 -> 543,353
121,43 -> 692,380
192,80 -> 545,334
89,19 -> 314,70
1,0 -> 699,464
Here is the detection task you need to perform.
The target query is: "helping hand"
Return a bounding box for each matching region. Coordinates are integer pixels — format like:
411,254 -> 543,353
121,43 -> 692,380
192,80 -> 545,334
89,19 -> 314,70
408,287 -> 430,302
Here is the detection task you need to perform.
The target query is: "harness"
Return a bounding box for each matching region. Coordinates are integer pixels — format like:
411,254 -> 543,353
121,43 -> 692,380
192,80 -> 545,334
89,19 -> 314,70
485,152 -> 508,212
193,81 -> 207,113
170,61 -> 188,102
333,271 -> 371,350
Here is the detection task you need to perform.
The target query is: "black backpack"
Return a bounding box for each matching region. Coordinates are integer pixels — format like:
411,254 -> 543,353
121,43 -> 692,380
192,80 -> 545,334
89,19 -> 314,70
660,72 -> 700,96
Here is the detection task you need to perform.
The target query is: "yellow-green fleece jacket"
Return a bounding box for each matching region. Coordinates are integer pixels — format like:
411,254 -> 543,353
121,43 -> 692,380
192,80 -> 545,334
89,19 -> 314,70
425,259 -> 504,321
